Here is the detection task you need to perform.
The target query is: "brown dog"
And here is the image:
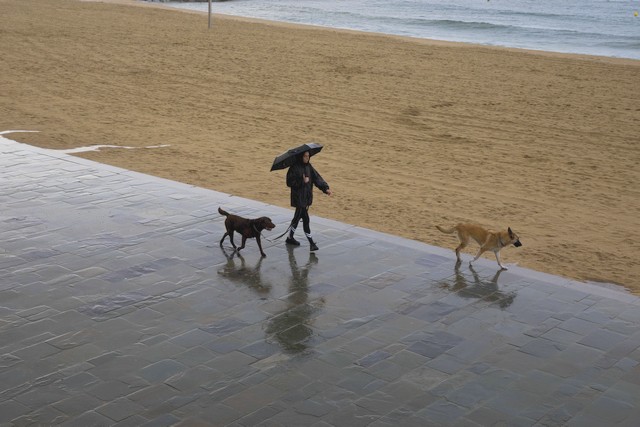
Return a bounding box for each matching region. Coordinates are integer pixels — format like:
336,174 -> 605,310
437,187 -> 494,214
436,223 -> 522,270
219,207 -> 275,257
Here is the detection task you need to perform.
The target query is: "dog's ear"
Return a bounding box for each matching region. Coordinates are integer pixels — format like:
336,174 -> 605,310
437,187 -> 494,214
508,227 -> 514,238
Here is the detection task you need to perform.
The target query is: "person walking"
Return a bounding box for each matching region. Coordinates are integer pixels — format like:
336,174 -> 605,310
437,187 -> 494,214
285,151 -> 332,251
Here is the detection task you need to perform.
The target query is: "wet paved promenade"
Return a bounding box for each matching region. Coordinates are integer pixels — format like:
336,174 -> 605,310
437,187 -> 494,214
1,134 -> 639,426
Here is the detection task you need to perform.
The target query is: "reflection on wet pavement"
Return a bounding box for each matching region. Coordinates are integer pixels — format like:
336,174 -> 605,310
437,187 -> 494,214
218,246 -> 271,296
439,263 -> 516,308
265,246 -> 324,354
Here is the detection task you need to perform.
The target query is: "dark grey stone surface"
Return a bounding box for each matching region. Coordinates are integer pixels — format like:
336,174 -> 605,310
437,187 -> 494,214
1,134 -> 639,426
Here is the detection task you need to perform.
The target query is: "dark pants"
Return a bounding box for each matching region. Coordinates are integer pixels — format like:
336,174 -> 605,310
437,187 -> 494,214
289,206 -> 311,238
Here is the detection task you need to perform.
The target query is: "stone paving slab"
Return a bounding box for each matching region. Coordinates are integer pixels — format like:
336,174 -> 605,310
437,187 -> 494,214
1,133 -> 639,426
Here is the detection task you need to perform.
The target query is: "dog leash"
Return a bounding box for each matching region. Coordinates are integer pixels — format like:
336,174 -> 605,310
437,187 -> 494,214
257,224 -> 291,243
262,227 -> 291,242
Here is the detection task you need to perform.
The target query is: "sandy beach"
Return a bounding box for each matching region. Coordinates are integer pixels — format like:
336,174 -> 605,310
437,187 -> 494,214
1,0 -> 639,293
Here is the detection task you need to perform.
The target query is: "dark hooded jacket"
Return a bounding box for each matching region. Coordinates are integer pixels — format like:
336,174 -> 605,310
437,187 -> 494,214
287,160 -> 330,208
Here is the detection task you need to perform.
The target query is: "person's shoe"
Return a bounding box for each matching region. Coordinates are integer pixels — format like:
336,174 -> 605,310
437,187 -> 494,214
309,242 -> 319,252
286,237 -> 300,246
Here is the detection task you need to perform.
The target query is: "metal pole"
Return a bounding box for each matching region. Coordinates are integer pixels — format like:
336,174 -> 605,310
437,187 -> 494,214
208,0 -> 212,29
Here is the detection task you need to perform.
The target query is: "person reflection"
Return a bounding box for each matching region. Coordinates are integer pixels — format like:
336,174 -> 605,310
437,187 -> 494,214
218,246 -> 271,296
264,245 -> 320,354
441,263 -> 516,308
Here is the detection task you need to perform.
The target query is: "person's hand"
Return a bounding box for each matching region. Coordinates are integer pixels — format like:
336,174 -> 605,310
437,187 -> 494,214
303,175 -> 310,184
326,189 -> 333,196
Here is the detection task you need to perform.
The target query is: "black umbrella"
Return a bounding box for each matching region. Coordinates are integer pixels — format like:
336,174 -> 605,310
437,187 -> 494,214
270,142 -> 323,171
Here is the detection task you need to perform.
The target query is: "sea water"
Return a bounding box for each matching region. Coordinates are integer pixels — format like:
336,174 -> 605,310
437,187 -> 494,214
163,0 -> 640,60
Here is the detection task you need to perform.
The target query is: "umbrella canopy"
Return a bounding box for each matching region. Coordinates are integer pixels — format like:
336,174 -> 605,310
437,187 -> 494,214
270,142 -> 323,171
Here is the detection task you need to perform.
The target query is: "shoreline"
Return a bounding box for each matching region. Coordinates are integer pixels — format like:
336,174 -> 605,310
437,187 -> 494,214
88,0 -> 639,65
3,0 -> 639,293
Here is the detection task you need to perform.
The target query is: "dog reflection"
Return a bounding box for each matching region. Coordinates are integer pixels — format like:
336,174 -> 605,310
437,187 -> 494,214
218,246 -> 271,295
440,263 -> 516,308
264,246 -> 322,354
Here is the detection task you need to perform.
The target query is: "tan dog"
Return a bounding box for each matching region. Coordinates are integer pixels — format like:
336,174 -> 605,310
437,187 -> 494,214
436,223 -> 522,270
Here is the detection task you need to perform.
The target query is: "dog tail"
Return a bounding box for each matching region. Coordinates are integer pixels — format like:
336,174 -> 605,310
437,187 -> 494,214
436,225 -> 456,234
218,207 -> 229,217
